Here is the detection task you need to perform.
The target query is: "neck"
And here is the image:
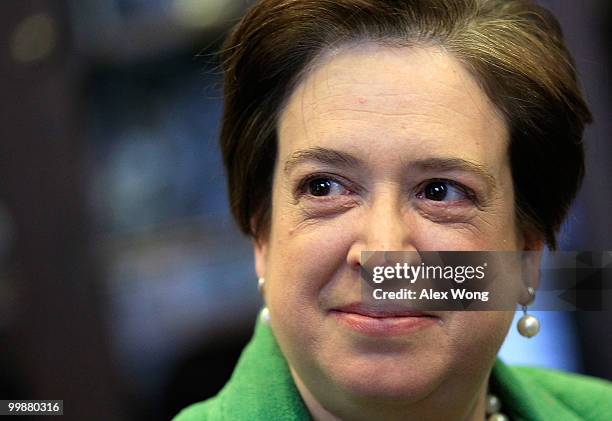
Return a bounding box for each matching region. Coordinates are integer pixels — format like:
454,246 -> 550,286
291,367 -> 490,421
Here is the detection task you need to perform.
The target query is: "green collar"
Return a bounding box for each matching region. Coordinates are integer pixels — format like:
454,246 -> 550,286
212,320 -> 310,420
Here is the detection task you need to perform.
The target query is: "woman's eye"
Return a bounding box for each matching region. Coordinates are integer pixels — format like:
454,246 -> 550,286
421,181 -> 469,202
306,177 -> 348,197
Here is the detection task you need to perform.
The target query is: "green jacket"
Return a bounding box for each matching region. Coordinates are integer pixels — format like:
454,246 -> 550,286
173,320 -> 612,420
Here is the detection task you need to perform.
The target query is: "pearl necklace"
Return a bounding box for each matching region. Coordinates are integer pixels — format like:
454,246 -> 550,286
486,393 -> 509,421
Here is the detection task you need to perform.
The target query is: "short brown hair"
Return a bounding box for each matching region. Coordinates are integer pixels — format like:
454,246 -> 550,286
219,0 -> 592,249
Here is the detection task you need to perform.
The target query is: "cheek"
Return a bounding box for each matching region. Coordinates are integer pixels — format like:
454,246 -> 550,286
413,216 -> 518,251
399,205 -> 520,251
445,311 -> 514,370
265,214 -> 357,303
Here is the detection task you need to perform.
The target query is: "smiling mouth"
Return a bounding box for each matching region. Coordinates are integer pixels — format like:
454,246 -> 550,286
329,304 -> 440,336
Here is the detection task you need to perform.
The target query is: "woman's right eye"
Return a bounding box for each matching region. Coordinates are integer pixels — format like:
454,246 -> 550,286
305,177 -> 349,197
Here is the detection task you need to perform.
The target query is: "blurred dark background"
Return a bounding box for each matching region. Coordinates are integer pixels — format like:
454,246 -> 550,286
0,1 -> 610,420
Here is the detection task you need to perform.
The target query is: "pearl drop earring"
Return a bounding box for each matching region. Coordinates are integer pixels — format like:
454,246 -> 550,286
517,286 -> 540,338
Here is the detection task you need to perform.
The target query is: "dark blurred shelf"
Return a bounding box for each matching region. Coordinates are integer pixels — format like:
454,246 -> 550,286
69,0 -> 250,64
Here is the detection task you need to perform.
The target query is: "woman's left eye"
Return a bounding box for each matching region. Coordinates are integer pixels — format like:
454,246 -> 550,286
305,177 -> 349,197
418,180 -> 470,203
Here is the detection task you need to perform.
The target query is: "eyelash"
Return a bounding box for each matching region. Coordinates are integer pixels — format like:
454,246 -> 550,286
296,173 -> 355,197
296,174 -> 478,205
415,178 -> 479,204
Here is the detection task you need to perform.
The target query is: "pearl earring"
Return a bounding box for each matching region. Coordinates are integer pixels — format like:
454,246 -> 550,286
486,392 -> 508,420
257,278 -> 270,324
260,307 -> 270,325
517,286 -> 539,338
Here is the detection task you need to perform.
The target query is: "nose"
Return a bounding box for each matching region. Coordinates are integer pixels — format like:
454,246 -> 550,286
346,186 -> 417,269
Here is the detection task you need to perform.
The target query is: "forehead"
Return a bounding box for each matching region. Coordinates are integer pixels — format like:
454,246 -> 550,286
277,43 -> 508,165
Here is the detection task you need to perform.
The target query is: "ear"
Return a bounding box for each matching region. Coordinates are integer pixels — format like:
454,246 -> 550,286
251,216 -> 269,279
253,236 -> 268,280
519,231 -> 545,304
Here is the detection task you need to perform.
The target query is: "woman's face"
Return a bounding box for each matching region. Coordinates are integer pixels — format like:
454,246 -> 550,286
255,44 -> 530,411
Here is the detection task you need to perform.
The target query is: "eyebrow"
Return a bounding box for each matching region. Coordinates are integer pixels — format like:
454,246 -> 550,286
284,146 -> 363,175
283,147 -> 497,192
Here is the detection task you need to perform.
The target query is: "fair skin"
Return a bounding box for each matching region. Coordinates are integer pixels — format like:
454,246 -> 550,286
254,43 -> 542,421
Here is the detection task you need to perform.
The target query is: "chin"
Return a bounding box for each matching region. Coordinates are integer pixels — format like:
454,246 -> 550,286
319,348 -> 449,401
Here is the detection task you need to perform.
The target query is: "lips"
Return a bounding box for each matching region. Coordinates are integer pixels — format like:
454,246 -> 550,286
329,303 -> 439,336
332,303 -> 434,318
